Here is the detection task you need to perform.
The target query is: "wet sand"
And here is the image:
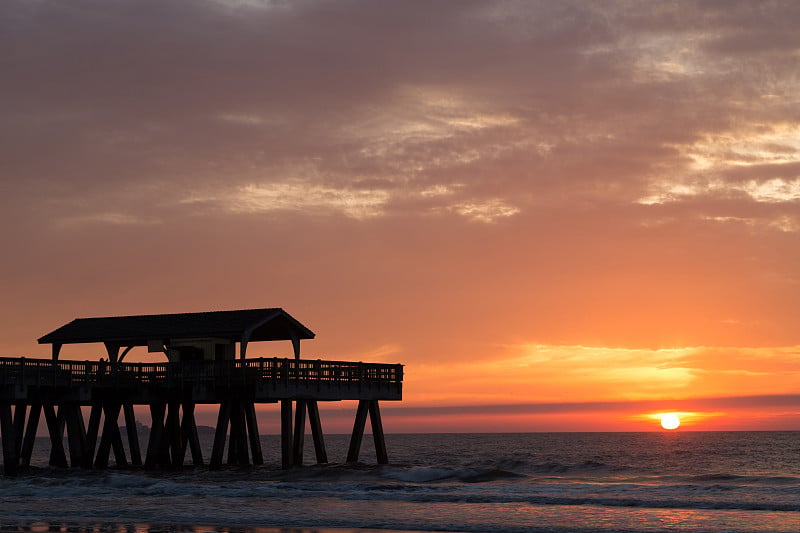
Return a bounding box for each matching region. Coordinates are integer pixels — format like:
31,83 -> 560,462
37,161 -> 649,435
0,524 -> 433,533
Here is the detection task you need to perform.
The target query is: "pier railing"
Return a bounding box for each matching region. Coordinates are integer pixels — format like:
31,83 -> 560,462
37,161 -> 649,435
0,356 -> 403,401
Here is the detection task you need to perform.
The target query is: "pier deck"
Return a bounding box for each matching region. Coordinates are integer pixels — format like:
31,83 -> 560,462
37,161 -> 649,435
0,307 -> 404,475
0,356 -> 402,475
0,356 -> 403,403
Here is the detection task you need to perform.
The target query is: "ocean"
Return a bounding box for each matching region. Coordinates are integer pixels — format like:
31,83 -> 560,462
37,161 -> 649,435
0,432 -> 798,533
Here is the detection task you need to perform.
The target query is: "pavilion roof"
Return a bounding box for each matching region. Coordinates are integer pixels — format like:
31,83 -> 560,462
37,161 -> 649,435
38,308 -> 315,347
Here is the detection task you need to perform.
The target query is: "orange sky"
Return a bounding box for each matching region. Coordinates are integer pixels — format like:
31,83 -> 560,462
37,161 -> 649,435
1,0 -> 799,432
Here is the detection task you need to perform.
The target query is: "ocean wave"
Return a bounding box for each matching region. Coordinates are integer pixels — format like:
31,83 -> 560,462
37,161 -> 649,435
688,473 -> 800,485
3,468 -> 798,514
382,466 -> 524,483
381,459 -> 635,480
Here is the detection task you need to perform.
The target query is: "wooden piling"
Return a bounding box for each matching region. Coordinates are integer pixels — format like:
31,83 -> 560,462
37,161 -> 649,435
145,402 -> 166,468
181,402 -> 203,466
307,400 -> 328,464
12,403 -> 27,462
43,404 -> 68,468
0,403 -> 18,475
85,403 -> 103,467
96,403 -> 127,468
165,401 -> 182,467
123,404 -> 142,465
280,399 -> 293,469
293,400 -> 307,466
20,403 -> 41,466
346,399 -> 370,463
347,400 -> 387,464
64,404 -> 88,468
368,400 -> 388,465
244,402 -> 263,465
228,400 -> 249,466
227,411 -> 239,465
108,404 -> 128,467
236,403 -> 250,465
210,400 -> 230,469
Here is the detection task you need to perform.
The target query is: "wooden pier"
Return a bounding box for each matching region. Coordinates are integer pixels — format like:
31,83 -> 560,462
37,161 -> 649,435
0,308 -> 403,475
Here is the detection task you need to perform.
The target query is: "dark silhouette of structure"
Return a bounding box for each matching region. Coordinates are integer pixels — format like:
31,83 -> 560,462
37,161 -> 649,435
0,308 -> 402,475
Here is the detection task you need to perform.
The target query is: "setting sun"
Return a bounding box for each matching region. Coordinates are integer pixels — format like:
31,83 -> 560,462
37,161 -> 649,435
660,413 -> 681,430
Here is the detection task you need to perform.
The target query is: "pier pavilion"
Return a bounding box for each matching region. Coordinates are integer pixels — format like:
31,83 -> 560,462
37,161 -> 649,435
0,308 -> 403,475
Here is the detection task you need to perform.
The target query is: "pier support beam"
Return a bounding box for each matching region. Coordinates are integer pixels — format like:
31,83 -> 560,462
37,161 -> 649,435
20,403 -> 41,466
95,403 -> 127,468
43,404 -> 68,468
145,403 -> 163,467
0,403 -> 19,476
347,400 -> 388,465
85,403 -> 103,467
144,402 -> 202,469
307,400 -> 328,464
181,402 -> 203,466
210,400 -> 230,469
346,400 -> 369,464
123,404 -> 142,466
227,399 -> 249,466
369,400 -> 388,465
64,404 -> 88,468
165,401 -> 183,467
280,399 -> 293,469
13,403 -> 27,464
210,400 -> 259,468
292,400 -> 306,466
244,402 -> 263,465
290,400 -> 328,466
145,401 -> 193,468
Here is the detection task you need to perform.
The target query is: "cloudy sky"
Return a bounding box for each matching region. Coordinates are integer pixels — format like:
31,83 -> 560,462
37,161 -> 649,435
2,0 -> 799,431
